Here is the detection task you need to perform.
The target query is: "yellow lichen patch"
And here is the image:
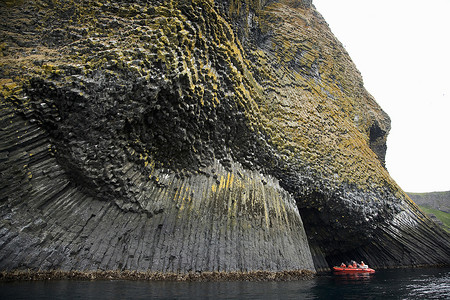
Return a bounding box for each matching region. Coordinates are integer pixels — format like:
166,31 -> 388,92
231,0 -> 399,194
0,0 -> 401,200
226,173 -> 234,190
218,176 -> 226,192
0,79 -> 19,98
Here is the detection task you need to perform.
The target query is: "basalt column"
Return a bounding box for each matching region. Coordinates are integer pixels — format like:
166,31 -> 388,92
0,0 -> 449,275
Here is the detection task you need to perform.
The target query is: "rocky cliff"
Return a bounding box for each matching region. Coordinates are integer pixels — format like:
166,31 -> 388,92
408,191 -> 450,213
1,0 -> 449,276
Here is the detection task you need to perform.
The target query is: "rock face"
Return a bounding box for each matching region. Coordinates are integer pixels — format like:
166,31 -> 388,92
1,0 -> 449,274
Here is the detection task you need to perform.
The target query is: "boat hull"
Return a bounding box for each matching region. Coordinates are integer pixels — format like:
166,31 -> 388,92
333,266 -> 375,274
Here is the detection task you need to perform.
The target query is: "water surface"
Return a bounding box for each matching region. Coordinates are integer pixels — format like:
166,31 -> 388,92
1,268 -> 448,299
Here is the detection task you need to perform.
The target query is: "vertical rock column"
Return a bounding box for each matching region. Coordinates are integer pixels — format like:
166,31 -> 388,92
0,100 -> 314,272
133,160 -> 315,273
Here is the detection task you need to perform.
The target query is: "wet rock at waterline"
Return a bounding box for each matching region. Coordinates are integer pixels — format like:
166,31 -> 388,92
0,0 -> 449,275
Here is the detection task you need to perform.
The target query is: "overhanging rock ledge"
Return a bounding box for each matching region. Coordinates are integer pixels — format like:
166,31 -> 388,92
0,0 -> 448,275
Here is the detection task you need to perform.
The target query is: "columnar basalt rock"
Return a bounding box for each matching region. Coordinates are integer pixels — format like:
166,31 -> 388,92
0,0 -> 448,276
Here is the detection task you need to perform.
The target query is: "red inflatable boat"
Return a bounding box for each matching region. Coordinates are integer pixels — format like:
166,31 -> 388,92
333,266 -> 375,274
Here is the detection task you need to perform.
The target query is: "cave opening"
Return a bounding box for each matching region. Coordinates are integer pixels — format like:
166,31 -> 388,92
369,123 -> 387,166
296,192 -> 376,272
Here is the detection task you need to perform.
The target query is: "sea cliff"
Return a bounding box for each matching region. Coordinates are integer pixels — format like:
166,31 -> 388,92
1,0 -> 449,277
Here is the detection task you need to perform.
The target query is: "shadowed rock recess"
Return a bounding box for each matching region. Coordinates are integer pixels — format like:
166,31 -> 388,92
0,0 -> 448,276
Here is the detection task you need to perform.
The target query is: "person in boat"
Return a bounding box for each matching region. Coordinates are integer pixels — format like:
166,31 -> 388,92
340,263 -> 346,268
359,261 -> 368,269
352,261 -> 357,268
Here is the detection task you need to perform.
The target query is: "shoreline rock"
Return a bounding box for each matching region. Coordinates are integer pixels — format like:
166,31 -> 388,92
0,269 -> 315,282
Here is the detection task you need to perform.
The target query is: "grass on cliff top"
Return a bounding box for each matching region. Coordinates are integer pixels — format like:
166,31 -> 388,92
419,206 -> 450,233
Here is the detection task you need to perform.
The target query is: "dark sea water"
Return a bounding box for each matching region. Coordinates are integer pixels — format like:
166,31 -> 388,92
1,268 -> 449,299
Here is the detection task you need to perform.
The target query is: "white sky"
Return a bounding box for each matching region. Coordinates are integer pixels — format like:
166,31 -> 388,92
313,0 -> 450,193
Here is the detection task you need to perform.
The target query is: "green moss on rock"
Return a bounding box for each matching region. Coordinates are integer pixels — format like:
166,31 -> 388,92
0,0 -> 448,274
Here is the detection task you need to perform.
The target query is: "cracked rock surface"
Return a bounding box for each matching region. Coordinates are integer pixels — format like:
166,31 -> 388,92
0,0 -> 448,274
